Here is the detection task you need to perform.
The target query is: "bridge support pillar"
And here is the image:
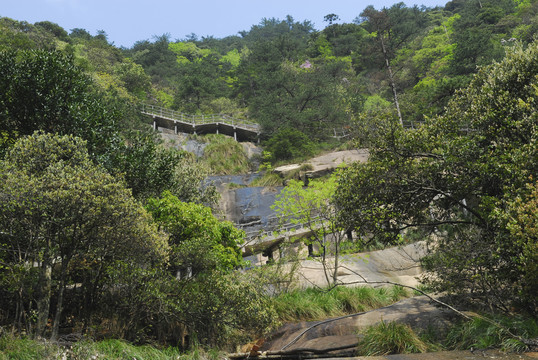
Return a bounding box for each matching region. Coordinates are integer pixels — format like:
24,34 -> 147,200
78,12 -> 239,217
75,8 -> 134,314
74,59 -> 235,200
174,122 -> 178,135
233,126 -> 237,141
153,117 -> 157,131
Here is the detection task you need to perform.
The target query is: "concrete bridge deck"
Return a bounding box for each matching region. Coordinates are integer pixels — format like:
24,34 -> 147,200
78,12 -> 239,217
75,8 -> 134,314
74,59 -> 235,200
141,104 -> 261,142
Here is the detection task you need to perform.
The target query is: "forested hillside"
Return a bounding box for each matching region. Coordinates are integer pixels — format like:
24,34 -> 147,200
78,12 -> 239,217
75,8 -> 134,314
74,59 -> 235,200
1,0 -> 538,356
3,0 -> 538,157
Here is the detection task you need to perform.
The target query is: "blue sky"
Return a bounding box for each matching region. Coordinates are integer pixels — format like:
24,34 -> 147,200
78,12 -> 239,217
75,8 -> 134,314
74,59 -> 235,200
2,0 -> 449,48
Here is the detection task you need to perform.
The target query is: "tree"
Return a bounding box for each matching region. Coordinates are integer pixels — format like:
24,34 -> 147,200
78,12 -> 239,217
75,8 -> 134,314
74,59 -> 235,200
358,3 -> 428,126
324,14 -> 340,25
272,175 -> 349,286
146,191 -> 243,276
245,56 -> 355,139
264,127 -> 314,161
0,132 -> 166,338
110,131 -> 218,204
128,34 -> 180,88
34,21 -> 69,42
0,49 -> 121,162
167,41 -> 231,113
145,191 -> 275,346
335,41 -> 538,314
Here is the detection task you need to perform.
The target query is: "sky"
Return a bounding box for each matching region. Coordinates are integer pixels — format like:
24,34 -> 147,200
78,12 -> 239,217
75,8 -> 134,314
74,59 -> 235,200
1,0 -> 449,48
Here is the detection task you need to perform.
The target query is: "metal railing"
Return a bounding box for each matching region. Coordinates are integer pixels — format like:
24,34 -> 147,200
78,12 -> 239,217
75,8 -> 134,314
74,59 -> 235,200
141,104 -> 260,132
238,213 -> 325,242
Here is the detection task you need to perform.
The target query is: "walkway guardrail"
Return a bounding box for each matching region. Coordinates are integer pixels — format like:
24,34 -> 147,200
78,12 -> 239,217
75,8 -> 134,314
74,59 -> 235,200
141,104 -> 260,132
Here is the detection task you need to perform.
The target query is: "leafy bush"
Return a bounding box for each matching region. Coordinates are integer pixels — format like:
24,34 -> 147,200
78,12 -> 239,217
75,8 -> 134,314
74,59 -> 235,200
264,127 -> 314,162
445,315 -> 538,352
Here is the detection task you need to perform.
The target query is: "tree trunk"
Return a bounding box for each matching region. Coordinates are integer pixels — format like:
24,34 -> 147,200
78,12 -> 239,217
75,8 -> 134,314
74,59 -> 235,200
333,236 -> 340,285
35,258 -> 52,338
380,35 -> 404,127
51,261 -> 69,340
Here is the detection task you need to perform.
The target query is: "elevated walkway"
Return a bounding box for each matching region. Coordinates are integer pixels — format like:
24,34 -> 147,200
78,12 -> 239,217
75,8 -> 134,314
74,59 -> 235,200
238,214 -> 324,257
141,104 -> 261,142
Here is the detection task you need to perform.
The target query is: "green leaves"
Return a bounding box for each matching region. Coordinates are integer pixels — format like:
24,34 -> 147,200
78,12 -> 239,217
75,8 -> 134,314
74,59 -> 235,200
0,49 -> 121,164
336,40 -> 538,313
0,132 -> 166,336
146,190 -> 244,273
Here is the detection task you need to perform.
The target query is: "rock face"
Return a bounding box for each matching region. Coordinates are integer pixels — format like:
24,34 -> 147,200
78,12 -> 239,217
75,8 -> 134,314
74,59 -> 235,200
295,242 -> 427,289
208,150 -> 370,265
274,149 -> 369,179
257,295 -> 458,358
157,130 -> 263,159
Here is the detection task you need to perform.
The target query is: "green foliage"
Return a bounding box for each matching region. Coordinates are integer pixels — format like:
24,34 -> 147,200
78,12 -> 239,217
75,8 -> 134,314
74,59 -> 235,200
272,286 -> 409,322
336,41 -> 538,314
503,181 -> 538,311
357,321 -> 429,356
250,172 -> 283,187
111,131 -> 217,204
0,334 -> 227,360
243,57 -> 356,139
167,42 -> 231,113
127,34 -> 180,88
0,132 -> 165,338
445,315 -> 538,352
146,190 -> 244,273
144,191 -> 277,346
264,127 -> 314,162
0,49 -> 121,164
273,174 -> 350,286
200,134 -> 250,175
0,333 -> 60,359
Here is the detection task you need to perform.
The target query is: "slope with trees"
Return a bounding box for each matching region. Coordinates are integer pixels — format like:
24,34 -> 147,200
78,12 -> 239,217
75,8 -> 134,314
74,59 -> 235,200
335,42 -> 538,314
1,0 -> 538,352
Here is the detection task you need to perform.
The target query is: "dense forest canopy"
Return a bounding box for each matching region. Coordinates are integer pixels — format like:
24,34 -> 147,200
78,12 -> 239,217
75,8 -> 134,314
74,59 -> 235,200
1,0 -> 538,350
2,0 -> 535,140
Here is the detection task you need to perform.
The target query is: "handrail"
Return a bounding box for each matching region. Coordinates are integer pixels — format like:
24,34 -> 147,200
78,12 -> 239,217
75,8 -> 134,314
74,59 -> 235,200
141,104 -> 260,131
238,213 -> 326,242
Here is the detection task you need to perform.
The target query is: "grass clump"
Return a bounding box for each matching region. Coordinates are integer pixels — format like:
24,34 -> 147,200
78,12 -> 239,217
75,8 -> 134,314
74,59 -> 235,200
250,172 -> 282,187
200,134 -> 250,175
0,333 -> 59,360
0,334 -> 227,360
445,315 -> 538,352
272,286 -> 409,322
90,339 -> 182,359
357,321 -> 429,356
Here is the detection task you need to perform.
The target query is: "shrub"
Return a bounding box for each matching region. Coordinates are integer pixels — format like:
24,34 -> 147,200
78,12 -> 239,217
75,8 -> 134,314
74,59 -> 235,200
264,128 -> 314,162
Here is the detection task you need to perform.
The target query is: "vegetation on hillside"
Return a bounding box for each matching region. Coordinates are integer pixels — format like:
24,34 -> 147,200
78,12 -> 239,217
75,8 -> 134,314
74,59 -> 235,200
335,40 -> 538,315
0,0 -> 537,355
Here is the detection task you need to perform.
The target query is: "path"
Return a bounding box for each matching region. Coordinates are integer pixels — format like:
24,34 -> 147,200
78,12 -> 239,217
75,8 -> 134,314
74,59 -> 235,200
141,104 -> 261,142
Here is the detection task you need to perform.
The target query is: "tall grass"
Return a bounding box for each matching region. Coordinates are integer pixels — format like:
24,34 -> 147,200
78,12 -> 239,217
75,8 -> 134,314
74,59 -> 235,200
0,334 -> 226,360
200,134 -> 250,175
0,333 -> 59,360
445,315 -> 538,352
272,285 -> 409,322
357,321 -> 429,356
250,172 -> 282,187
